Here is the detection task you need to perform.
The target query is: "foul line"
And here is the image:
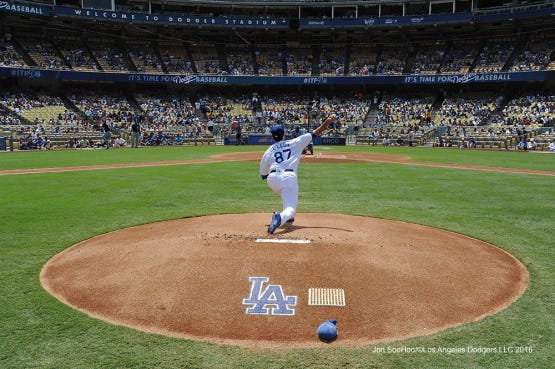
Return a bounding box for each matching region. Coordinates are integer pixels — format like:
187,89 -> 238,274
255,238 -> 311,244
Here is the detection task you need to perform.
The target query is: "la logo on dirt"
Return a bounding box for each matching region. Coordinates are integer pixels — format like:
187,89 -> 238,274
243,277 -> 297,315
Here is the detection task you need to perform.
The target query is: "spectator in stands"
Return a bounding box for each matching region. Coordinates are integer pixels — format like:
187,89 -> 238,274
66,137 -> 77,149
35,135 -> 45,150
79,137 -> 90,149
25,134 -> 35,149
174,134 -> 184,145
408,129 -> 415,147
433,137 -> 444,147
131,121 -> 141,148
18,137 -> 26,150
527,138 -> 537,151
114,136 -> 127,148
206,119 -> 214,133
102,120 -> 112,149
549,139 -> 555,152
517,138 -> 528,151
425,108 -> 432,125
234,122 -> 242,145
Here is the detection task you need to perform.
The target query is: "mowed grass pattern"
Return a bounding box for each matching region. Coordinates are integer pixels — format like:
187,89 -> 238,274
0,146 -> 553,369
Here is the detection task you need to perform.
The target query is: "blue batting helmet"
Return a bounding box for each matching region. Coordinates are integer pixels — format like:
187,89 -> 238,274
271,125 -> 285,141
317,319 -> 338,341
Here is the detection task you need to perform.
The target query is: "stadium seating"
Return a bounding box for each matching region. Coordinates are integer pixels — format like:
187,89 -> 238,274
1,3 -> 554,151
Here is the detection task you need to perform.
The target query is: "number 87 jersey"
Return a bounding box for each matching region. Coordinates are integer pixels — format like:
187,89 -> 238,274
260,132 -> 315,177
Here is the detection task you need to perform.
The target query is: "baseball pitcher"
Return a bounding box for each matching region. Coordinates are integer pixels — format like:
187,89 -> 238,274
260,114 -> 337,234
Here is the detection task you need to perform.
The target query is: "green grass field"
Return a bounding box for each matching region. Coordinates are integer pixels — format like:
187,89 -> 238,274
1,146 -> 553,369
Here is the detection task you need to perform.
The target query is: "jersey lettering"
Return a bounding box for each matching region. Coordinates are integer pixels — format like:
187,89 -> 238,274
242,276 -> 297,315
272,141 -> 289,151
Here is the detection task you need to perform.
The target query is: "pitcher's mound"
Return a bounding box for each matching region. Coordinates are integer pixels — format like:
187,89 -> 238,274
40,213 -> 528,348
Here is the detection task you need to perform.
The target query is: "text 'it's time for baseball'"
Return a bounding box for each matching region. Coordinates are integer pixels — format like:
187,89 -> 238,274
372,346 -> 534,354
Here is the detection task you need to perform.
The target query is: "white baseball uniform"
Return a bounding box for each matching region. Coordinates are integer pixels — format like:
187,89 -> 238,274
260,132 -> 315,223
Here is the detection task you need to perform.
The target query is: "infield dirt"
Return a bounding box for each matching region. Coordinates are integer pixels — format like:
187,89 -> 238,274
41,212 -> 528,348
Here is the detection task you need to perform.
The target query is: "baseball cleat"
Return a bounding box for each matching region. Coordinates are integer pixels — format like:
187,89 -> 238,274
268,212 -> 281,234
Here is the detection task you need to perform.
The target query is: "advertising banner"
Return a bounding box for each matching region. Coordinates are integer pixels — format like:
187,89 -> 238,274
300,13 -> 472,28
1,67 -> 553,85
0,1 -> 50,16
54,6 -> 289,28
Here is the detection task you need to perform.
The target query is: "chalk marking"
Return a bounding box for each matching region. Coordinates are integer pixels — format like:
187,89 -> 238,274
255,238 -> 311,244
